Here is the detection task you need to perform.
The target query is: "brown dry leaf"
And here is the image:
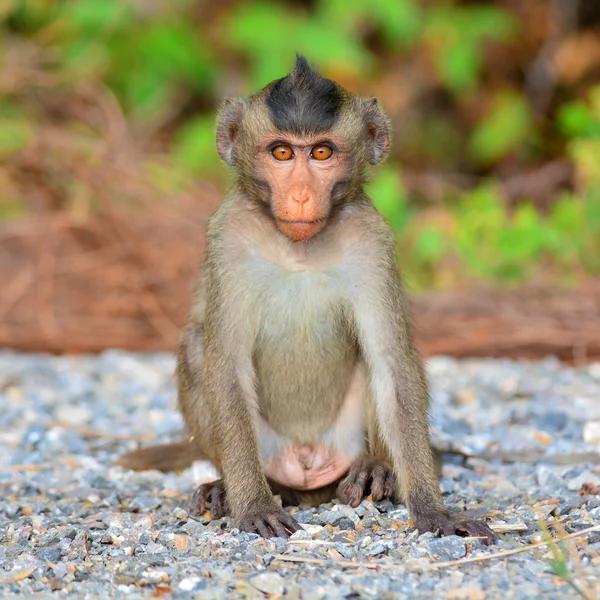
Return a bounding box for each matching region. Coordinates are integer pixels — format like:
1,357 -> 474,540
553,32 -> 600,85
580,482 -> 599,496
534,431 -> 554,445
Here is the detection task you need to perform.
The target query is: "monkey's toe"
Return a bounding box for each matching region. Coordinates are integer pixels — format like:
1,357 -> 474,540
238,508 -> 302,539
337,458 -> 396,507
191,479 -> 228,519
412,510 -> 496,546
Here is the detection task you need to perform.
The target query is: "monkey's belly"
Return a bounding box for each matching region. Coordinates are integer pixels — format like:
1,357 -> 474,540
264,444 -> 352,490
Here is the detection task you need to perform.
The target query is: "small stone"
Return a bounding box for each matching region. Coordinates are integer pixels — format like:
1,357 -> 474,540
536,465 -> 563,488
179,577 -> 208,592
37,547 -> 63,562
427,535 -> 467,561
172,507 -> 189,520
318,510 -> 347,526
364,542 -> 387,556
455,388 -> 477,404
144,541 -> 165,554
337,517 -> 356,531
249,572 -> 285,595
583,421 -> 600,445
53,404 -> 93,426
130,496 -> 160,510
299,524 -> 324,536
537,411 -> 567,433
482,476 -> 520,497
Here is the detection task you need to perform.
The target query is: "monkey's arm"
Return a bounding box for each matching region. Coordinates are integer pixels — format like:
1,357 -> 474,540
352,244 -> 496,544
198,264 -> 301,538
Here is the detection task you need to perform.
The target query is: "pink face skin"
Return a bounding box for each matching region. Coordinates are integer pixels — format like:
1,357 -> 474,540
254,134 -> 349,242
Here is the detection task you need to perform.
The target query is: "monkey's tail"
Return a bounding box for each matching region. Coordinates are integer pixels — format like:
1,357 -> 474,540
116,440 -> 200,472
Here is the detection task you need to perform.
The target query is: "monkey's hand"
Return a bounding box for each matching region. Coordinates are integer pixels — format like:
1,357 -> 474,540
411,508 -> 496,546
237,505 -> 302,539
337,457 -> 396,507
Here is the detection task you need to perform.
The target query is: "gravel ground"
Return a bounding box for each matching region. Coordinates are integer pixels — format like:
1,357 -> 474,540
1,351 -> 600,599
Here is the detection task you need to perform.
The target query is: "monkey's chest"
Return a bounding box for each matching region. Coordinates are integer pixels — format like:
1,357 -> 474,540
252,269 -> 358,435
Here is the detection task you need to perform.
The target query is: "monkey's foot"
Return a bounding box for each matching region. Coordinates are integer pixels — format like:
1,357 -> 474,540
238,507 -> 302,539
191,479 -> 229,519
412,509 -> 496,546
337,458 -> 396,507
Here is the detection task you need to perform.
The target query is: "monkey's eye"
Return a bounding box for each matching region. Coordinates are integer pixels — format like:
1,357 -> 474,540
310,145 -> 333,161
271,145 -> 294,161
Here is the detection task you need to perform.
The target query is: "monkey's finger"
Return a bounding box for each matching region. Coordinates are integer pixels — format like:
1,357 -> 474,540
347,484 -> 364,507
336,478 -> 353,504
383,472 -> 396,499
370,474 -> 385,501
353,467 -> 369,489
190,487 -> 208,515
369,463 -> 388,500
280,512 -> 302,534
209,485 -> 224,519
251,519 -> 273,539
457,520 -> 497,546
265,514 -> 291,538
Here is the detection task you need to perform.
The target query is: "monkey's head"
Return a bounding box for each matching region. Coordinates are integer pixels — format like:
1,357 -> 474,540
216,55 -> 391,242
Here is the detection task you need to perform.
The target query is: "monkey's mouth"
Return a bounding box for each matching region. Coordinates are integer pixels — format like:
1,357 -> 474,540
278,218 -> 321,225
275,218 -> 326,242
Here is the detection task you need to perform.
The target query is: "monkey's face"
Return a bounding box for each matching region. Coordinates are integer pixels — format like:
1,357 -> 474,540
216,57 -> 391,243
253,133 -> 348,242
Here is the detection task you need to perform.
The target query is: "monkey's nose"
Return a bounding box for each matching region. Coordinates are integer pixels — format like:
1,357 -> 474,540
290,187 -> 312,206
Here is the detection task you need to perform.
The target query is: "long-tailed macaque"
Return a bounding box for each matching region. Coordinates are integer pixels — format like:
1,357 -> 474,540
118,56 -> 495,543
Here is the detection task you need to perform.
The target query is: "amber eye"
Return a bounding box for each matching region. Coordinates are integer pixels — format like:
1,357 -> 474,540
310,145 -> 333,161
272,145 -> 294,161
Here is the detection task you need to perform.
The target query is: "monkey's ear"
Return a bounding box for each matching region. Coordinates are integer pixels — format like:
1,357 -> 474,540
216,98 -> 244,166
361,99 -> 391,165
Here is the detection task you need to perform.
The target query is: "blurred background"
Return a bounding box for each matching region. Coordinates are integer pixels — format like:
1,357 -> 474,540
0,0 -> 599,361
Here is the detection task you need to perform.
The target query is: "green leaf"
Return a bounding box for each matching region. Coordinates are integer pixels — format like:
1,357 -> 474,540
558,101 -> 600,138
439,42 -> 481,95
0,119 -> 31,156
318,0 -> 422,45
367,169 -> 408,231
61,0 -> 128,33
425,6 -> 517,95
173,116 -> 220,172
223,2 -> 370,88
415,226 -> 445,262
138,23 -> 215,91
469,93 -> 533,165
125,68 -> 170,117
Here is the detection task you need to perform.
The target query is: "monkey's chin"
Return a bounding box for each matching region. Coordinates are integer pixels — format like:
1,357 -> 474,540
276,219 -> 325,242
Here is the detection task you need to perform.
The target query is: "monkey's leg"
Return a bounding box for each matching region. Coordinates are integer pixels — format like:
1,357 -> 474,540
354,278 -> 496,545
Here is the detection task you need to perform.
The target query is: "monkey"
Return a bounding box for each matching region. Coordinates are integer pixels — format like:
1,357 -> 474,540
118,55 -> 496,544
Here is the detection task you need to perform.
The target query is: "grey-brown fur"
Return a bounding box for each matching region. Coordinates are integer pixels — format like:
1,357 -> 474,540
118,58 -> 495,543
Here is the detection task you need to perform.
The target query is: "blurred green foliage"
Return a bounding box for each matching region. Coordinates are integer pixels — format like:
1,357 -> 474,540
1,0 -> 598,289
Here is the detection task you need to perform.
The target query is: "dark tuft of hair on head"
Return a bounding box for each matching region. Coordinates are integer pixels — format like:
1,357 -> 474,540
266,54 -> 344,135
